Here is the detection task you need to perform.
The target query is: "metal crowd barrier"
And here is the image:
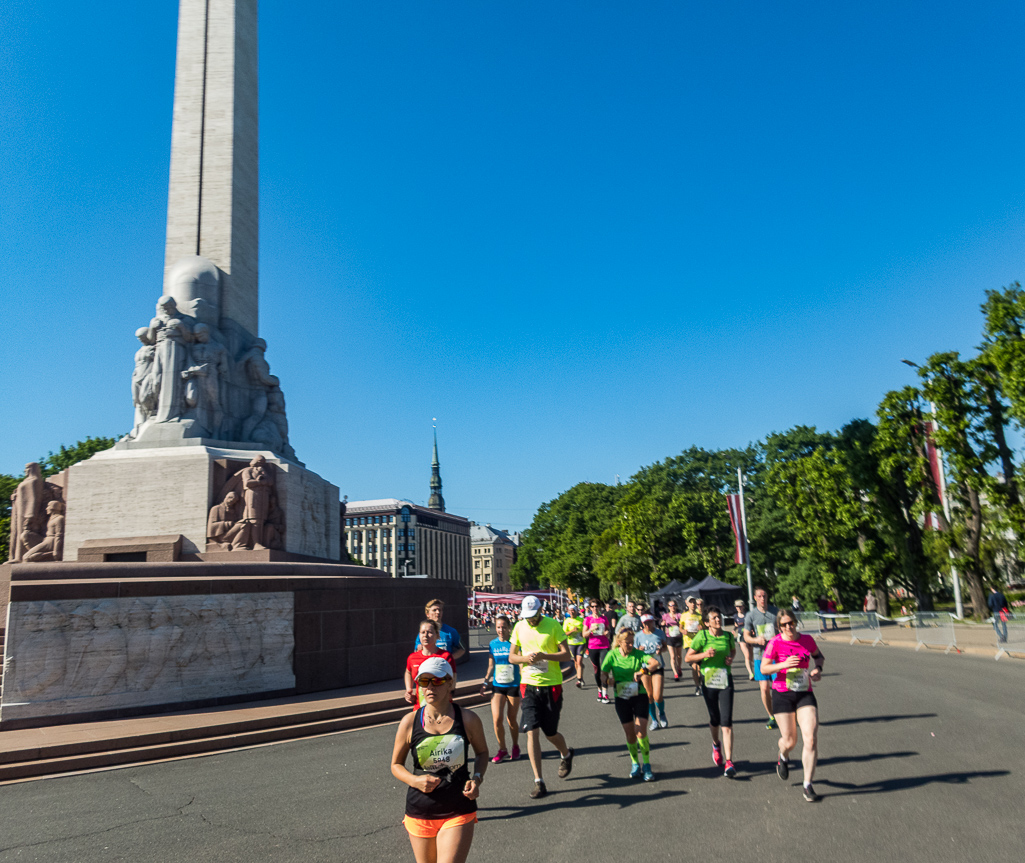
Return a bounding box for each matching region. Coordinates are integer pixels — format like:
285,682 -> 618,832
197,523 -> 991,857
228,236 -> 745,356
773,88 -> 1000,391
848,611 -> 882,646
796,612 -> 823,635
914,612 -> 960,654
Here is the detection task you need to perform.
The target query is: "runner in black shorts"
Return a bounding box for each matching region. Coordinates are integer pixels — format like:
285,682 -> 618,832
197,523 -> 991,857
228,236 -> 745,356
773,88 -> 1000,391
761,607 -> 825,802
584,599 -> 613,704
601,630 -> 660,781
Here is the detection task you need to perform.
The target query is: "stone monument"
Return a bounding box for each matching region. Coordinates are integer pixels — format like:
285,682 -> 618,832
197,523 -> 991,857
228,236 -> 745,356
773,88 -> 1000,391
59,0 -> 339,562
1,0 -> 468,730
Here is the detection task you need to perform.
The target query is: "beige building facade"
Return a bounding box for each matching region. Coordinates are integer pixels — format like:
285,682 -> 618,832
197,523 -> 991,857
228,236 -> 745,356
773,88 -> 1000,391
470,524 -> 518,592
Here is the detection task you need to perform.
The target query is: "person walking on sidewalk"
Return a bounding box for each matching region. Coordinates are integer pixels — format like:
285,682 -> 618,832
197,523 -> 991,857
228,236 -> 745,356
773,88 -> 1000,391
509,596 -> 575,799
743,587 -> 779,729
988,585 -> 1010,643
481,615 -> 521,763
391,657 -> 488,863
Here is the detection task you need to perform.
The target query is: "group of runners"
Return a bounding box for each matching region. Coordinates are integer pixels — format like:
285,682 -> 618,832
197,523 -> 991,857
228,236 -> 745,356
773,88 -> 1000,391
392,590 -> 826,863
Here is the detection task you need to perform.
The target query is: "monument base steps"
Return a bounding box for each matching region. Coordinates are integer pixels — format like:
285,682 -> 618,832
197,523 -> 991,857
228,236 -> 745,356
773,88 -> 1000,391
0,678 -> 493,783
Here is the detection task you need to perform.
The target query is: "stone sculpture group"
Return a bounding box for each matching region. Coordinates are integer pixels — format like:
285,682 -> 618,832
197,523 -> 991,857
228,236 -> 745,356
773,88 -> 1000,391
127,257 -> 297,462
6,463 -> 66,563
206,455 -> 285,551
4,593 -> 295,719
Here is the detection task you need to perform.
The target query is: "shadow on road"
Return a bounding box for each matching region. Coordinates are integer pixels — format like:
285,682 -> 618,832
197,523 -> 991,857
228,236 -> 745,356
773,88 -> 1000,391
478,780 -> 688,820
820,713 -> 937,726
817,769 -> 1011,796
740,750 -> 920,778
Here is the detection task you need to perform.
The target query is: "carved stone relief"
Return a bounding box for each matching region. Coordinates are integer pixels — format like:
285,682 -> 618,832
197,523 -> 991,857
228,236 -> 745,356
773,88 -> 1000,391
206,456 -> 285,552
6,463 -> 66,563
0,593 -> 295,721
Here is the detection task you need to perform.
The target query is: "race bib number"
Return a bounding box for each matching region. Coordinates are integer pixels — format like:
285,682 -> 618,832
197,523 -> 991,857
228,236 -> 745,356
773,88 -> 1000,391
416,734 -> 466,773
757,623 -> 775,639
785,668 -> 810,692
530,658 -> 549,673
686,619 -> 700,633
703,667 -> 729,690
495,664 -> 515,685
667,626 -> 681,638
591,622 -> 606,636
615,680 -> 639,699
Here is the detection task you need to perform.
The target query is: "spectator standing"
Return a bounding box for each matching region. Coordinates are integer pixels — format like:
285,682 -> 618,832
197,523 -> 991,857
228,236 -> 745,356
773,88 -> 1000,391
988,585 -> 1010,644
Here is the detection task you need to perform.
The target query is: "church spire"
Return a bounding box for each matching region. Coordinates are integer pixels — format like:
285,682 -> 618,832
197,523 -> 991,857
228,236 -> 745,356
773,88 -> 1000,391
428,420 -> 445,511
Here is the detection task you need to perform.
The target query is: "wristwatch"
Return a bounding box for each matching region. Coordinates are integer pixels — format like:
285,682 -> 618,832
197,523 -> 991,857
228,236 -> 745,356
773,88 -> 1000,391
472,772 -> 483,785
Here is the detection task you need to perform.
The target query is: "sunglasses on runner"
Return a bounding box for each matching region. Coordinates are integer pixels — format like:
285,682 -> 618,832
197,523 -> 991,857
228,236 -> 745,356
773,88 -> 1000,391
416,675 -> 452,687
780,621 -> 797,628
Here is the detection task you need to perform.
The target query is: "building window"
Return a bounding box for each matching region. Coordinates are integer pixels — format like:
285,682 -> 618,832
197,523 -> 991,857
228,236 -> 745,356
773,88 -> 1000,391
484,560 -> 490,568
474,560 -> 480,569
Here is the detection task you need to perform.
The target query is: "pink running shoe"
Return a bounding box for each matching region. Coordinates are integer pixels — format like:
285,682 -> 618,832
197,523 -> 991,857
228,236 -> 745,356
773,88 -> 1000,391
491,749 -> 509,764
712,743 -> 724,767
511,744 -> 521,761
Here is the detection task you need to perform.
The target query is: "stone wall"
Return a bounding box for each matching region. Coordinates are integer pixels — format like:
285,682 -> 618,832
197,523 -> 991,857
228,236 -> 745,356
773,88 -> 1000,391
0,562 -> 466,729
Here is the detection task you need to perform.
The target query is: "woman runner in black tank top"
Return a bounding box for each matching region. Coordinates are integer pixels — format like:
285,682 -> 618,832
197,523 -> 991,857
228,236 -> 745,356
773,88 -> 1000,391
391,657 -> 489,863
406,703 -> 476,818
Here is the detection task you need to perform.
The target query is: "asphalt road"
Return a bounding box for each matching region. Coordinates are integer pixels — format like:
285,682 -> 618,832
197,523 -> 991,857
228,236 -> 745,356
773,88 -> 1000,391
1,642 -> 1022,863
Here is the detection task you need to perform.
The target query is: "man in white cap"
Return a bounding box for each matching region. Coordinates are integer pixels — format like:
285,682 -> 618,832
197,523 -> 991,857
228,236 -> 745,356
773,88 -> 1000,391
508,595 -> 575,799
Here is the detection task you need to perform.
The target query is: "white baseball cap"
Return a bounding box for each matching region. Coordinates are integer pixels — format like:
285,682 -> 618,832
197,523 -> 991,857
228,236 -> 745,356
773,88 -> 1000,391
520,595 -> 542,618
416,656 -> 453,679
640,614 -> 656,624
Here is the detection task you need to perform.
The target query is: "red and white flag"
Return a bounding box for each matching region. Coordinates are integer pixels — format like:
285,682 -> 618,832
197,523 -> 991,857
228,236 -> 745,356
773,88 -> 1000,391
726,494 -> 747,564
923,421 -> 945,531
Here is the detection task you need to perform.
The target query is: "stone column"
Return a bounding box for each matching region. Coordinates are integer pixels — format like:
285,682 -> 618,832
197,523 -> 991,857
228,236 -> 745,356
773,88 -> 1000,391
164,0 -> 259,338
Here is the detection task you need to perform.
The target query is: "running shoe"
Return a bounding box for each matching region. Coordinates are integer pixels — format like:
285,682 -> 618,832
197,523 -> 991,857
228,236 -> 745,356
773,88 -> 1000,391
673,673 -> 680,681
642,764 -> 654,782
603,693 -> 612,704
576,679 -> 583,688
597,693 -> 605,703
694,686 -> 702,697
558,748 -> 574,778
630,762 -> 642,780
766,717 -> 777,730
724,760 -> 737,778
658,714 -> 669,729
529,780 -> 548,799
803,783 -> 822,802
748,673 -> 754,680
491,749 -> 509,764
648,710 -> 659,728
712,743 -> 724,767
777,755 -> 789,781
511,744 -> 521,761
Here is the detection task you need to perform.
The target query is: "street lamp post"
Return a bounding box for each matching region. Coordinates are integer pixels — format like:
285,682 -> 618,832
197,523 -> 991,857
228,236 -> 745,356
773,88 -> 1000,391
902,359 -> 964,618
399,504 -> 413,578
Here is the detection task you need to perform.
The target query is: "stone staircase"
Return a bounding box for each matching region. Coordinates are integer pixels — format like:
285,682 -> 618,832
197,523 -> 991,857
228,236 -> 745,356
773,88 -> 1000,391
0,677 -> 494,784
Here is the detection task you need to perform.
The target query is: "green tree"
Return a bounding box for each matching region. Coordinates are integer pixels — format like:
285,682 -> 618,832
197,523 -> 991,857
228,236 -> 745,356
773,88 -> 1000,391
509,482 -> 622,595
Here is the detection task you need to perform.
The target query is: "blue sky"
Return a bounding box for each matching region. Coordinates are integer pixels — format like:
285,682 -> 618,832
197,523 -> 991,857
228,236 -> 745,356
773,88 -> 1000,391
2,1 -> 1023,530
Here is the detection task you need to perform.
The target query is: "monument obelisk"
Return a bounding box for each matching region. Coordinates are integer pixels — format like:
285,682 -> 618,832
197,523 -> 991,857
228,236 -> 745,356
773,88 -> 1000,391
58,0 -> 341,562
164,0 -> 259,339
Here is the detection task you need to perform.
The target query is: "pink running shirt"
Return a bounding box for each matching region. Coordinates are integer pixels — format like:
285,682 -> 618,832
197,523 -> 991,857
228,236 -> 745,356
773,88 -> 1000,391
762,633 -> 819,693
584,615 -> 612,650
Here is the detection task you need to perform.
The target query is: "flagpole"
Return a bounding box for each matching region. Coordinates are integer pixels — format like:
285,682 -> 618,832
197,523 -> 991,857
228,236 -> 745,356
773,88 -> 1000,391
738,467 -> 753,605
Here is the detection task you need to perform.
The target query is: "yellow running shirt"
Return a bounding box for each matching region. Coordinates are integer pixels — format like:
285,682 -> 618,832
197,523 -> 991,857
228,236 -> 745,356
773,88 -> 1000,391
563,616 -> 585,645
511,616 -> 567,687
681,611 -> 704,648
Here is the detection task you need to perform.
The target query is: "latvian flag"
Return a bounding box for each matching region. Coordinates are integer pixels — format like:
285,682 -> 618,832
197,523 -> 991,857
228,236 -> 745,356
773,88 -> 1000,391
726,494 -> 747,564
